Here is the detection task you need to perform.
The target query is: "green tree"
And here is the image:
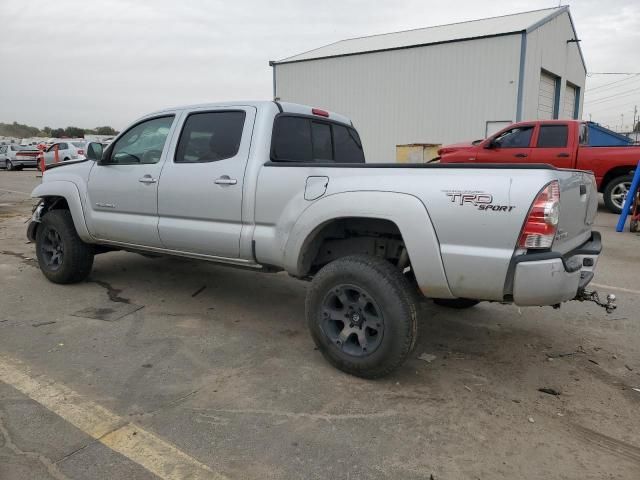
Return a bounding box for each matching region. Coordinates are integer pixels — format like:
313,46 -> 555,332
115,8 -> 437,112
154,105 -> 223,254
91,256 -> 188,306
64,126 -> 85,138
94,126 -> 117,135
50,128 -> 65,138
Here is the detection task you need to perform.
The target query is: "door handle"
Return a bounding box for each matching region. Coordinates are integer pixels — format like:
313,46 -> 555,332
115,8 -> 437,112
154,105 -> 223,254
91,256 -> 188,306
514,153 -> 528,158
214,175 -> 237,185
557,153 -> 570,158
138,175 -> 157,184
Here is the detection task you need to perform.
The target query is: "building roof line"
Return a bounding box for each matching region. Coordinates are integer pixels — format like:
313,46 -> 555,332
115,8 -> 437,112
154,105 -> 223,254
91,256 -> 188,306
336,5 -> 563,44
273,6 -> 566,65
272,31 -> 524,66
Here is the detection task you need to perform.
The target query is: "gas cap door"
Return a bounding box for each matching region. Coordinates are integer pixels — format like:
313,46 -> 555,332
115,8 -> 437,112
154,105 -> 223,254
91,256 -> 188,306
305,176 -> 329,201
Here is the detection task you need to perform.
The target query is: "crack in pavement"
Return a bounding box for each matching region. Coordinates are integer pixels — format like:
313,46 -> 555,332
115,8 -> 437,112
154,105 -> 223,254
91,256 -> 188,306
0,413 -> 70,480
87,279 -> 131,304
190,407 -> 403,423
0,250 -> 38,267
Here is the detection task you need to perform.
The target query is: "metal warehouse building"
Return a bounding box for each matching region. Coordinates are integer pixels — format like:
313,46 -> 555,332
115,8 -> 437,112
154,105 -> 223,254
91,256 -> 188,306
270,6 -> 586,162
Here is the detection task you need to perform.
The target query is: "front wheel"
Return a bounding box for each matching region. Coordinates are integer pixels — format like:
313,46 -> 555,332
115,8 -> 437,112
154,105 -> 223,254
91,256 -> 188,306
35,210 -> 94,284
306,255 -> 418,379
603,174 -> 633,214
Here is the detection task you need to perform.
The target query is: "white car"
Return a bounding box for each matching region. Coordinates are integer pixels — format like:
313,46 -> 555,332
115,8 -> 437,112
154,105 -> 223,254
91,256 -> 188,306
41,141 -> 87,166
1,144 -> 40,170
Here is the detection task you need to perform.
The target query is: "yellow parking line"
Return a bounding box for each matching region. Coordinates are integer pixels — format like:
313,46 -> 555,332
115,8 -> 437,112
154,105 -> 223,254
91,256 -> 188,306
0,354 -> 226,480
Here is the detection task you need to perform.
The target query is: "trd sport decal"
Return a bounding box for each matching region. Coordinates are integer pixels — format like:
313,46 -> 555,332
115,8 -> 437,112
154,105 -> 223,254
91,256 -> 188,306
443,190 -> 516,212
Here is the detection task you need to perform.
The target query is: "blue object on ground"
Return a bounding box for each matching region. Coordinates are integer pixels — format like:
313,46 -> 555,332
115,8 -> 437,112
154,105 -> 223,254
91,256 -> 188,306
616,160 -> 640,232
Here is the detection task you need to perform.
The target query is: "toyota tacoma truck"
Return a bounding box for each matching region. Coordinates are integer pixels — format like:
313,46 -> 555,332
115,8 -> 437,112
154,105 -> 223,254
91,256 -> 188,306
438,120 -> 640,213
27,102 -> 612,378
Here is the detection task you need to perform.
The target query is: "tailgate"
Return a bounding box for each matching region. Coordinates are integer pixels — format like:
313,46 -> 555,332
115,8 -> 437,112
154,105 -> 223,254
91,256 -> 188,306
552,170 -> 598,254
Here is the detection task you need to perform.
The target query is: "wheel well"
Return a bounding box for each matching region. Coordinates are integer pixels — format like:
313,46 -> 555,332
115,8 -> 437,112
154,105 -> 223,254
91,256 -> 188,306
42,196 -> 70,211
600,166 -> 635,192
299,217 -> 408,276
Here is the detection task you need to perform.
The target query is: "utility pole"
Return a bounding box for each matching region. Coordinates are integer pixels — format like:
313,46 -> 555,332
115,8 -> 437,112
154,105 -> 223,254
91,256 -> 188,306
633,105 -> 638,132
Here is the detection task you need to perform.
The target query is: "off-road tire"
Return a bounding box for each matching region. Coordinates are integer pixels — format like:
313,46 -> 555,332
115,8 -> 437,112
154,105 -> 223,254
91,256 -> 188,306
603,174 -> 633,214
306,255 -> 418,379
433,298 -> 480,309
35,209 -> 94,284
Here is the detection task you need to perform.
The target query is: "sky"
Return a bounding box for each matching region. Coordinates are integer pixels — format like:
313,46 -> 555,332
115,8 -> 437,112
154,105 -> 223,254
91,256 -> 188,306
1,0 -> 639,131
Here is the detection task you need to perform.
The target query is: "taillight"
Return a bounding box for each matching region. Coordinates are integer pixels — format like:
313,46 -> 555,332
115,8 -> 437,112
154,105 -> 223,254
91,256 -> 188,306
312,108 -> 329,117
518,180 -> 560,249
77,149 -> 84,155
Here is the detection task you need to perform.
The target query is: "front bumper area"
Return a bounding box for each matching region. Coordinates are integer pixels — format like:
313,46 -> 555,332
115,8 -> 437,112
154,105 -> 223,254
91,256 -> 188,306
512,232 -> 601,306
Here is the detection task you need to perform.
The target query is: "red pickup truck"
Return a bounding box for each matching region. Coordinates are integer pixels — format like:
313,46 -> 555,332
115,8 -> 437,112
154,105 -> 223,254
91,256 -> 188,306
438,120 -> 639,213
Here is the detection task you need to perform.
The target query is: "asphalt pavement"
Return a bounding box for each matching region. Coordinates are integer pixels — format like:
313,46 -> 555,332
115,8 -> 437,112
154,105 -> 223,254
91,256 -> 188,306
1,170 -> 639,480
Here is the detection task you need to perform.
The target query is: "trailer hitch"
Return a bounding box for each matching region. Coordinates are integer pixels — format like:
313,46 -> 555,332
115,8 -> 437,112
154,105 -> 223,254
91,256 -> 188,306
574,289 -> 617,313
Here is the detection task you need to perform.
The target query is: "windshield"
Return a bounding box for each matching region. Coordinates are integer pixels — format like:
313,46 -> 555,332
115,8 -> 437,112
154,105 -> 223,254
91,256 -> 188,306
71,142 -> 86,148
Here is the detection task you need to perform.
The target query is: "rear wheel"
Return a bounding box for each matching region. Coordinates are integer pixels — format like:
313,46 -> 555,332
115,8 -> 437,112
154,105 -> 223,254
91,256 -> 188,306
6,160 -> 13,171
603,175 -> 632,214
306,255 -> 418,379
35,210 -> 94,284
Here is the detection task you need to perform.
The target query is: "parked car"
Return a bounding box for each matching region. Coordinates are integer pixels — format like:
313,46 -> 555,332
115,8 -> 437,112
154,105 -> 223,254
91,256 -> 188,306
0,144 -> 40,170
39,141 -> 87,166
27,102 -> 609,378
438,120 -> 640,213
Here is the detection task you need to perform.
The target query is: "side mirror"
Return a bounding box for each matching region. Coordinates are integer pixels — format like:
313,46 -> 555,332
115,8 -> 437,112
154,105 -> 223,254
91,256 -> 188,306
86,142 -> 104,162
485,139 -> 496,149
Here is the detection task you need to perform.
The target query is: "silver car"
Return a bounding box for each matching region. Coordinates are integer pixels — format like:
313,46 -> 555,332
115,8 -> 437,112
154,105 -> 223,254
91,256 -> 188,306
41,141 -> 87,166
0,144 -> 39,170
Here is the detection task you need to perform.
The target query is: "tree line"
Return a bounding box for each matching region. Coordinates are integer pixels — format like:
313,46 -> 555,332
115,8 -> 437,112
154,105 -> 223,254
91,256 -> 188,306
0,121 -> 118,139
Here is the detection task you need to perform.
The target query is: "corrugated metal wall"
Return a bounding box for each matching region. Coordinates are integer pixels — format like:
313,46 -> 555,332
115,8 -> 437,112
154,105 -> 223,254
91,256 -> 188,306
275,35 -> 521,162
522,12 -> 585,120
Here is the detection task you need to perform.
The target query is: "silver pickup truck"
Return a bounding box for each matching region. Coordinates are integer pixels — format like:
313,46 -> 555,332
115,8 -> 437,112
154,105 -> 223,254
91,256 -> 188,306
27,101 -> 611,378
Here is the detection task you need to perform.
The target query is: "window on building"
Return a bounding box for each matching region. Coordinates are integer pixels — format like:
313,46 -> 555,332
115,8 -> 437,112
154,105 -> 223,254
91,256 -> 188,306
537,125 -> 568,148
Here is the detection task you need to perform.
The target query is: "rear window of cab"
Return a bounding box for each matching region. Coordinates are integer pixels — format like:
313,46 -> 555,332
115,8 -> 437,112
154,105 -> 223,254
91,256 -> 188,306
271,115 -> 365,163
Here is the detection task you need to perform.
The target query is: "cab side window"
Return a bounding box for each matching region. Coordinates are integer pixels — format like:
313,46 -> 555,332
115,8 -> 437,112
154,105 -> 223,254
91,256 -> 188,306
493,126 -> 533,148
536,125 -> 568,148
175,111 -> 245,163
108,116 -> 174,165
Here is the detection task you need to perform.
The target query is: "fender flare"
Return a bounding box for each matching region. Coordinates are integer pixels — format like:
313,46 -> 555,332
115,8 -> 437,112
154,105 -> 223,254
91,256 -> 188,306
284,191 -> 453,298
31,181 -> 94,243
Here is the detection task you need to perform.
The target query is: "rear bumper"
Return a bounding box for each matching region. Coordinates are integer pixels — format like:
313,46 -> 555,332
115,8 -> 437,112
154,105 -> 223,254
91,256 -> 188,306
14,159 -> 38,167
512,232 -> 601,306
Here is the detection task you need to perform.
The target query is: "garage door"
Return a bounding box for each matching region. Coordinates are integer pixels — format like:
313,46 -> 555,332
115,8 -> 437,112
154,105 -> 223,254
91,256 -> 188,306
537,71 -> 557,120
563,83 -> 577,119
